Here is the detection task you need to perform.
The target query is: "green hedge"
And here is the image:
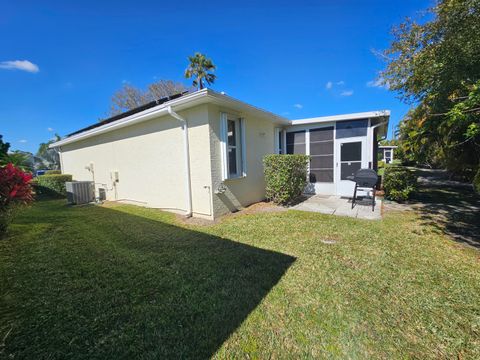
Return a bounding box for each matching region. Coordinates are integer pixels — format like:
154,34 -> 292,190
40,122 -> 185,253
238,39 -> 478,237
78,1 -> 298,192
33,174 -> 73,197
383,166 -> 417,201
473,168 -> 480,194
264,154 -> 309,205
45,170 -> 61,175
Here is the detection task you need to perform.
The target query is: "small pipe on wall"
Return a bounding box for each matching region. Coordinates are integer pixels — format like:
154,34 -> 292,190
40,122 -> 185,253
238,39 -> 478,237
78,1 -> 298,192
167,106 -> 193,218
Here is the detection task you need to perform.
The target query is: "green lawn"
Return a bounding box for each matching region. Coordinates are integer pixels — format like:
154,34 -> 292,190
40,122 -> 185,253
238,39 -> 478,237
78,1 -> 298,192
1,199 -> 480,359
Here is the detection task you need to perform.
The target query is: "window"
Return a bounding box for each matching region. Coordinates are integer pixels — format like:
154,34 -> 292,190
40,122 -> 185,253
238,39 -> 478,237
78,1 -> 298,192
274,128 -> 284,154
309,127 -> 334,183
220,114 -> 246,180
336,119 -> 368,139
286,131 -> 306,154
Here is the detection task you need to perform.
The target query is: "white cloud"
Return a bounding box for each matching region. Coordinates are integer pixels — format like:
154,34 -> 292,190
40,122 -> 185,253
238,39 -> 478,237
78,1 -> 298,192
340,90 -> 354,96
47,127 -> 54,132
366,78 -> 389,89
336,81 -> 345,86
293,103 -> 303,109
325,81 -> 333,90
281,111 -> 290,116
0,60 -> 39,73
18,139 -> 28,143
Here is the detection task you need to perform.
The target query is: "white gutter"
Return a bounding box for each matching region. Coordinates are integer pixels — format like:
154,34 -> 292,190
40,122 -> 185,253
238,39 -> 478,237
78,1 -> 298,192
371,120 -> 389,140
291,110 -> 390,125
49,88 -> 290,149
167,106 -> 193,218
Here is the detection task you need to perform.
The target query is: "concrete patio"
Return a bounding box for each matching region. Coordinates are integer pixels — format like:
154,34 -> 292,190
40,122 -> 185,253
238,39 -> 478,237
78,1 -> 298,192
292,194 -> 382,220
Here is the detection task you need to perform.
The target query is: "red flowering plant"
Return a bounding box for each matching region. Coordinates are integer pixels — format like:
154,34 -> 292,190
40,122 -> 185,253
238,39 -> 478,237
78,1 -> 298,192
0,163 -> 34,235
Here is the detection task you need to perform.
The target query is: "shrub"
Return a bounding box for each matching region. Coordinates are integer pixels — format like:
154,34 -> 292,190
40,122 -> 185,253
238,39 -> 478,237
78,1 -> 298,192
34,174 -> 73,197
0,163 -> 34,235
45,169 -> 61,175
383,166 -> 417,201
264,154 -> 309,205
473,168 -> 480,194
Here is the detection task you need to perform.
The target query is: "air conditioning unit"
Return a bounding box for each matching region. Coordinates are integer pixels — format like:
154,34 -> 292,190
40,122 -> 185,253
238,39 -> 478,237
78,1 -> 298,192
66,181 -> 95,205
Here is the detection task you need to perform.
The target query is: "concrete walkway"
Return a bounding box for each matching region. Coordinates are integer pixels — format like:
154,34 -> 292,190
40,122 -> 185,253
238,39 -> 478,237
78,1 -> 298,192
292,195 -> 382,220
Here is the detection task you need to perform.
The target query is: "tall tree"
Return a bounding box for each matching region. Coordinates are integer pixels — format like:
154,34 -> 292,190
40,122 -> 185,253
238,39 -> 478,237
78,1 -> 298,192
36,134 -> 62,170
109,80 -> 189,116
109,84 -> 148,116
184,53 -> 216,90
380,0 -> 480,176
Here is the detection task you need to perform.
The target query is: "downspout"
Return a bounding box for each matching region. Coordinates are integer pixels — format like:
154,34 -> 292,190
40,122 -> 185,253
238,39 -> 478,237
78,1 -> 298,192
371,120 -> 388,140
53,146 -> 64,172
370,120 -> 388,170
167,106 -> 193,218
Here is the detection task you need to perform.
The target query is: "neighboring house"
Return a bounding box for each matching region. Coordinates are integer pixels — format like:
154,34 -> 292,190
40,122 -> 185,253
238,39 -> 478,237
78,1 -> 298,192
378,145 -> 398,164
50,89 -> 390,219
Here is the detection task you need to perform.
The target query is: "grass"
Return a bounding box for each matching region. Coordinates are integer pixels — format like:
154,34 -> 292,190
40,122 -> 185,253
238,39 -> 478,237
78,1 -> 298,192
1,199 -> 480,359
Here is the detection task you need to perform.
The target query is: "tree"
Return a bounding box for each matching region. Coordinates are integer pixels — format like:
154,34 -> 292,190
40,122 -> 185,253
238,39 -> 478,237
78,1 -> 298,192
0,135 -> 10,157
1,151 -> 34,172
109,84 -> 150,116
147,80 -> 189,100
184,52 -> 216,90
0,135 -> 33,172
109,80 -> 190,116
36,134 -> 61,170
380,0 -> 480,177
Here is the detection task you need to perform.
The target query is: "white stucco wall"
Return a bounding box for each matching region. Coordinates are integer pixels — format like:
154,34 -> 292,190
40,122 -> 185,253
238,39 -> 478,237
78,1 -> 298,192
207,104 -> 276,218
59,100 -> 283,220
60,104 -> 213,217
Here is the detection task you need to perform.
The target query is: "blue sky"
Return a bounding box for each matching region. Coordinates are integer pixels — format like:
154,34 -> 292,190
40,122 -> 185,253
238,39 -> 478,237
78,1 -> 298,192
1,0 -> 431,153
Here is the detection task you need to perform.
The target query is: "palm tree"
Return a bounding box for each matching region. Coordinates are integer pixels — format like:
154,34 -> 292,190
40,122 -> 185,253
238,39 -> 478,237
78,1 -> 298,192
184,53 -> 216,90
0,151 -> 34,172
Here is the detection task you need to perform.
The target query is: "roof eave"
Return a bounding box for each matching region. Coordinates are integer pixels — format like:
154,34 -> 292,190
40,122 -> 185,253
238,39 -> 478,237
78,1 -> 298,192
289,110 -> 390,126
50,89 -> 290,148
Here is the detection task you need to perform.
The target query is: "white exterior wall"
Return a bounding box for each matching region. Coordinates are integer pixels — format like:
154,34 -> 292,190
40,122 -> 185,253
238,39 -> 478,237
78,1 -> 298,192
60,104 -> 213,218
207,104 -> 276,218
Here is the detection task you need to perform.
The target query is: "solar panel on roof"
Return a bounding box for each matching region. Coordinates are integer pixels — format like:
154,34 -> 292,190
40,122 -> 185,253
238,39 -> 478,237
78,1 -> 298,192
66,91 -> 188,137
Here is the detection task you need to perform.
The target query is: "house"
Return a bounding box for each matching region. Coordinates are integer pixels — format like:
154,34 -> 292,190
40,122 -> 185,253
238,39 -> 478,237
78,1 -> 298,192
378,145 -> 398,164
50,89 -> 390,220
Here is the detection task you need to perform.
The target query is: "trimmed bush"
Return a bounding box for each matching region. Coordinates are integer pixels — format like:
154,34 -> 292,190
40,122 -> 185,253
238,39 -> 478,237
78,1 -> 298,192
473,168 -> 480,194
45,170 -> 61,175
264,154 -> 309,205
34,174 -> 73,197
383,166 -> 417,201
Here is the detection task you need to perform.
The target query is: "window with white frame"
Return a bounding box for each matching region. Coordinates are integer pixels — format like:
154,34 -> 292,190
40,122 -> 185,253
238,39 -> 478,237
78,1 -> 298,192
274,128 -> 284,154
220,113 -> 246,179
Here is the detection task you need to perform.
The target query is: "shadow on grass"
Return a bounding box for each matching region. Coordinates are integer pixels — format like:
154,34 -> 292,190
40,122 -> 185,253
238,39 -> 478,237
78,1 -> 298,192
410,169 -> 480,248
2,201 -> 295,359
